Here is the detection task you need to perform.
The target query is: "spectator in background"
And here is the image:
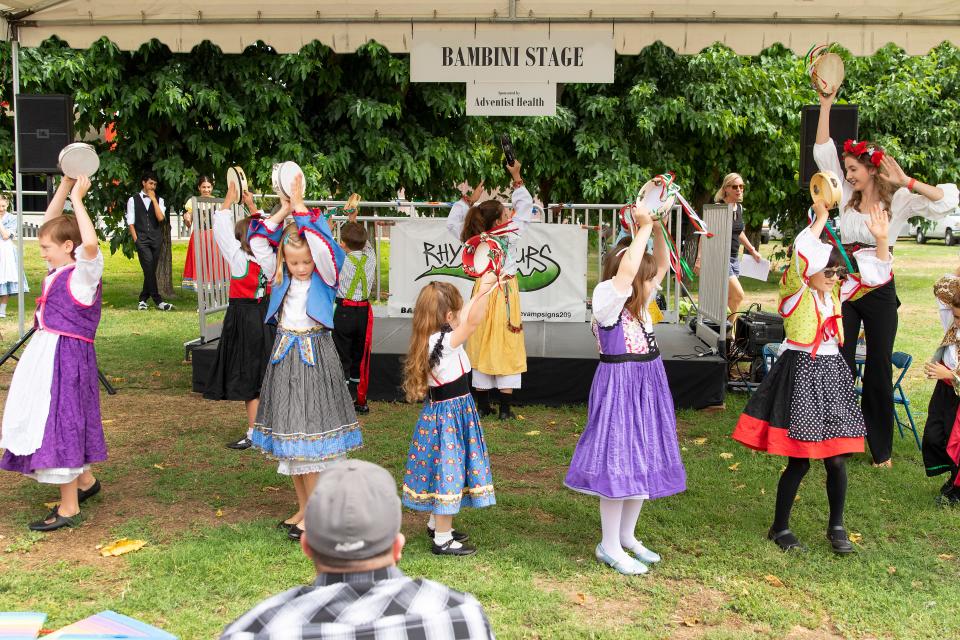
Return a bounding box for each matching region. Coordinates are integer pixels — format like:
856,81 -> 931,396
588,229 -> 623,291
181,175 -> 215,292
126,171 -> 173,311
0,193 -> 28,317
220,460 -> 496,640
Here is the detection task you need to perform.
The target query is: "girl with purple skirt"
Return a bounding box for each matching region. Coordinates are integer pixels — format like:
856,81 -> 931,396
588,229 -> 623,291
565,205 -> 686,575
0,175 -> 106,532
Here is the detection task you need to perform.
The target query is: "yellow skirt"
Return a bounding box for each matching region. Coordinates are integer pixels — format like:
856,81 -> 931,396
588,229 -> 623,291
466,277 -> 527,376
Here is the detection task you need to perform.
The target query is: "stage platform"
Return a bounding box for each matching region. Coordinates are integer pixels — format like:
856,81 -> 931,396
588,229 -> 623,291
191,319 -> 726,409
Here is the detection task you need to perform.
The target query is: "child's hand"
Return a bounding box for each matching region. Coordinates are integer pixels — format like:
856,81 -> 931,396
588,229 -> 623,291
466,181 -> 485,206
477,270 -> 499,294
70,175 -> 91,201
864,203 -> 890,241
290,174 -> 305,208
241,189 -> 257,213
223,181 -> 239,209
59,176 -> 77,192
924,361 -> 955,381
507,160 -> 522,183
812,200 -> 829,222
632,204 -> 654,228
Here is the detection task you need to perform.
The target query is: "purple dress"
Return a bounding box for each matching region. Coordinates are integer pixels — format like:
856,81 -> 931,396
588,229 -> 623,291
565,282 -> 686,500
0,262 -> 107,481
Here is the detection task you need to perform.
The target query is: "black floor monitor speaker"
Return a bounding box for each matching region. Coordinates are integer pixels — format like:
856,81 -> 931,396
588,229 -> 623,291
16,94 -> 74,175
799,104 -> 858,188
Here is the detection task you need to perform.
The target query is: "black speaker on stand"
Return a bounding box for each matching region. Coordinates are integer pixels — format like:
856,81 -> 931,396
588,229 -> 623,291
15,94 -> 74,175
799,104 -> 858,188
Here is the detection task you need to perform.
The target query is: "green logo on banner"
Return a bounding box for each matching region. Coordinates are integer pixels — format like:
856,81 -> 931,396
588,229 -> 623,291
416,243 -> 561,292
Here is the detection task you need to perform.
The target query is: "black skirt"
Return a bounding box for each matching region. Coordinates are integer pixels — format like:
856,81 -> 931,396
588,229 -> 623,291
922,380 -> 960,477
203,298 -> 277,401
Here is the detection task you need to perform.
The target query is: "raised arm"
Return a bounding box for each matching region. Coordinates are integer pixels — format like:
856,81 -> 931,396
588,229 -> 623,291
507,161 -> 534,236
447,181 -> 482,241
878,154 -> 954,211
290,174 -> 342,286
815,92 -> 833,145
212,181 -> 250,276
45,176 -> 76,224
70,176 -> 99,261
612,206 -> 655,294
449,271 -> 499,349
651,220 -> 670,288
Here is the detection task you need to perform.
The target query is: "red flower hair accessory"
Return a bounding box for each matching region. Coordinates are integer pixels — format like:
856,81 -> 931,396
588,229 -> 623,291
843,139 -> 884,167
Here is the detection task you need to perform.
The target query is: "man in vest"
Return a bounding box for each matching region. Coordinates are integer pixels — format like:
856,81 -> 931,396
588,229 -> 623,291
126,171 -> 173,311
332,204 -> 376,414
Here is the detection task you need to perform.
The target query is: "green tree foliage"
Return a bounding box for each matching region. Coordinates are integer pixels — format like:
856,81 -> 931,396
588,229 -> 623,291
1,37 -> 959,277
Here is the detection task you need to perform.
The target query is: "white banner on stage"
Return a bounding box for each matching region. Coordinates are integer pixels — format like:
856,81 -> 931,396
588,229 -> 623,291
388,220 -> 587,322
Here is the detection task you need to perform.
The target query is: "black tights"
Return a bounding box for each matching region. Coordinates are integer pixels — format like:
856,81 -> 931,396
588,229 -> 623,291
772,455 -> 850,532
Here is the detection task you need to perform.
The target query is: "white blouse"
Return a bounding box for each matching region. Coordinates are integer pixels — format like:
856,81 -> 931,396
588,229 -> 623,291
212,209 -> 278,281
279,278 -> 315,331
812,138 -> 959,246
591,279 -> 658,330
427,331 -> 471,387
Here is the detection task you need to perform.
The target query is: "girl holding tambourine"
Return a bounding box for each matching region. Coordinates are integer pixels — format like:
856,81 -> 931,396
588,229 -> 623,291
446,159 -> 533,420
815,91 -> 958,467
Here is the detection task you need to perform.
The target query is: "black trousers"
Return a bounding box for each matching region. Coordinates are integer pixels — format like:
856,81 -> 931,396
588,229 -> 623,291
840,279 -> 898,464
333,301 -> 373,405
922,379 -> 960,477
135,236 -> 162,304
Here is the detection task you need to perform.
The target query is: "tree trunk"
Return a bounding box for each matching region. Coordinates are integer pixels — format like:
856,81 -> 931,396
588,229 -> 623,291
156,215 -> 175,299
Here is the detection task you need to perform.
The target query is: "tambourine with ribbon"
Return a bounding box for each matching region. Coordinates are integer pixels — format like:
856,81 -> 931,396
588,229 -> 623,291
806,44 -> 845,98
810,171 -> 843,209
461,233 -> 506,278
272,161 -> 305,199
58,143 -> 100,179
226,165 -> 248,196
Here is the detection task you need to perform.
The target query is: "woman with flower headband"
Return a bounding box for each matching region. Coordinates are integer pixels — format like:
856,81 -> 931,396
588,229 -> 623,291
815,91 -> 959,467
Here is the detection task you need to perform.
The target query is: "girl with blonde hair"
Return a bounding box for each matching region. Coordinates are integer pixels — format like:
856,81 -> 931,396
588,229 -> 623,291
401,273 -> 499,556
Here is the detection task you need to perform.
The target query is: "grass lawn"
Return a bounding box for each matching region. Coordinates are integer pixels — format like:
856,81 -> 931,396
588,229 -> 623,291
1,238 -> 960,639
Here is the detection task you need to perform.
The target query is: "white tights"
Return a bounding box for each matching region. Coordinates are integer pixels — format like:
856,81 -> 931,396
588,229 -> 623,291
599,497 -> 645,563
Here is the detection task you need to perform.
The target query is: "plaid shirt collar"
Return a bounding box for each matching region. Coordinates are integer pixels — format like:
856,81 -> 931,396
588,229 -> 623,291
312,565 -> 403,587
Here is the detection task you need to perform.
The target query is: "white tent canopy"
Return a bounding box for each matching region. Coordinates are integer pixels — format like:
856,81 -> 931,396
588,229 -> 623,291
2,1 -> 959,56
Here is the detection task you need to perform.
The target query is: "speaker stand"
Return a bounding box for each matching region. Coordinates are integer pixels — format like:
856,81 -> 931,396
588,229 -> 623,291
0,326 -> 117,395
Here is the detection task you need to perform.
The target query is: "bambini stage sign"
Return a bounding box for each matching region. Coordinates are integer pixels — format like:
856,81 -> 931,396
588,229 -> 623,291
389,220 -> 587,322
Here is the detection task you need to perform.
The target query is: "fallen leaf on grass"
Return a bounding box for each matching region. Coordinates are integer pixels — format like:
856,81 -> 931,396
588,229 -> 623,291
764,575 -> 785,588
887,566 -> 897,575
152,463 -> 167,470
575,592 -> 586,604
102,419 -> 115,425
516,415 -> 526,420
681,447 -> 688,452
734,484 -> 746,490
682,617 -> 701,627
525,430 -> 541,436
728,462 -> 740,471
848,532 -> 863,544
938,554 -> 955,561
693,437 -> 708,445
151,371 -> 162,377
100,538 -> 147,557
548,421 -> 557,426
760,488 -> 766,495
44,501 -> 59,509
720,452 -> 734,459
262,486 -> 281,492
216,508 -> 223,518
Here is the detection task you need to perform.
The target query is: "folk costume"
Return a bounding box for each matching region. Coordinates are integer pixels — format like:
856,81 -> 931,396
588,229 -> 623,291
401,325 -> 495,515
813,138 -> 958,463
202,209 -> 277,403
333,241 -> 376,410
0,211 -> 28,302
921,275 -> 960,499
0,249 -> 106,484
250,213 -> 362,476
565,280 -> 686,500
447,185 -> 534,393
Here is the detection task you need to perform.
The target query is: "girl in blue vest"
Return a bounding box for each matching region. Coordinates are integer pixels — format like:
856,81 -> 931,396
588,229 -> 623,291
0,175 -> 106,532
251,174 -> 363,541
733,201 -> 892,554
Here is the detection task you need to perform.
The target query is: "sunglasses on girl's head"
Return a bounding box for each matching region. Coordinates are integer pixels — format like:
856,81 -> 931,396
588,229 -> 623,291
821,267 -> 849,279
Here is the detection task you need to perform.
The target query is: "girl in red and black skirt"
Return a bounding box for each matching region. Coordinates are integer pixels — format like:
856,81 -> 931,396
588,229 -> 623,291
733,201 -> 892,554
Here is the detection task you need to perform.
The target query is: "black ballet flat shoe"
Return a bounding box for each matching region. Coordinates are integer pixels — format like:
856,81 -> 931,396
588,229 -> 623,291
226,437 -> 253,450
767,527 -> 804,552
354,403 -> 370,415
826,526 -> 854,554
28,507 -> 81,532
277,520 -> 296,532
288,525 -> 305,541
498,408 -> 516,421
426,526 -> 470,543
432,538 -> 477,556
936,487 -> 960,507
77,479 -> 101,503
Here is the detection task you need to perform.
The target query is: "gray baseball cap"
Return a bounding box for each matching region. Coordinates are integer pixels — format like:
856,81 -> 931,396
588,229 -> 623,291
304,460 -> 402,560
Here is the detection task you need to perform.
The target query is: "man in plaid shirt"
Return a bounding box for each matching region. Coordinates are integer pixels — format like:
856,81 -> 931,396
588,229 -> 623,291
220,460 -> 495,639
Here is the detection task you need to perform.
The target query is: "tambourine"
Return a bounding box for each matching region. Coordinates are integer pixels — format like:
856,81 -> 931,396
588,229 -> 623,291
620,177 -> 676,232
58,143 -> 100,179
226,166 -> 248,196
808,46 -> 845,98
272,161 -> 305,199
461,234 -> 505,278
810,171 -> 843,209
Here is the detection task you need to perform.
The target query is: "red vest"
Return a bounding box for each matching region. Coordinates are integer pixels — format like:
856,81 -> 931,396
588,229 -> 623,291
230,260 -> 269,300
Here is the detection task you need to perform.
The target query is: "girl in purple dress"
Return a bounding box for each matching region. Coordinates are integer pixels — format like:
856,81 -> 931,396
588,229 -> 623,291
0,175 -> 107,532
565,205 -> 686,575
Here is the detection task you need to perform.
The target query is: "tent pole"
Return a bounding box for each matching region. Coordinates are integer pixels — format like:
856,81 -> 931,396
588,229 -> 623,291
11,35 -> 26,337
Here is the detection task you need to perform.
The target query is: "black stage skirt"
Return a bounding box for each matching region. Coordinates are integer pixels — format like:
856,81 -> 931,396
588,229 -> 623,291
922,380 -> 960,477
733,349 -> 865,459
203,298 -> 276,401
